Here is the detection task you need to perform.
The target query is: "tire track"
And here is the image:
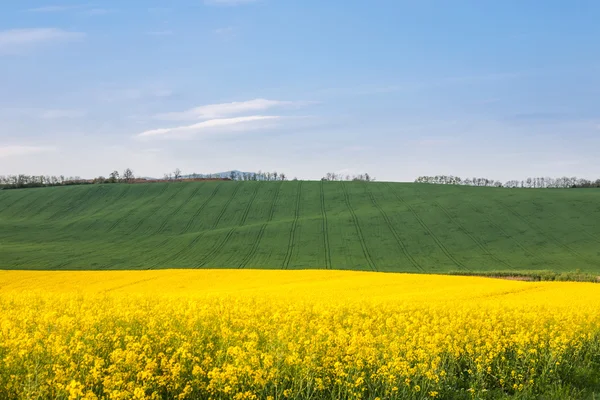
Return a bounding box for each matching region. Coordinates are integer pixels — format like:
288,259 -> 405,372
531,200 -> 600,245
239,182 -> 282,269
365,184 -> 423,272
10,190 -> 55,218
283,181 -> 303,269
169,232 -> 206,263
320,181 -> 332,270
88,183 -> 170,232
209,183 -> 242,230
238,183 -> 261,226
181,182 -> 223,234
128,184 -> 187,234
433,200 -> 514,270
385,183 -> 468,270
195,183 -> 258,268
465,198 -> 537,259
106,184 -> 154,233
341,183 -> 377,271
49,185 -> 112,222
62,186 -> 116,231
493,198 -> 597,266
147,238 -> 171,268
25,187 -> 81,220
0,190 -> 34,213
155,184 -> 205,234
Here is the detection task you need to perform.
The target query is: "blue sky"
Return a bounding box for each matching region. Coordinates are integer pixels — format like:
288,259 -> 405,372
1,0 -> 599,181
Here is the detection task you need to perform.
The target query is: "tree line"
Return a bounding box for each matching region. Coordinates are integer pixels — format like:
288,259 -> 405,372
0,169 -> 294,189
414,175 -> 600,189
321,172 -> 375,182
0,174 -> 88,189
180,170 -> 291,182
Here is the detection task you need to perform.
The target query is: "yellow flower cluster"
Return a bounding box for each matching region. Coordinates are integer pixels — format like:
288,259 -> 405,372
0,270 -> 599,399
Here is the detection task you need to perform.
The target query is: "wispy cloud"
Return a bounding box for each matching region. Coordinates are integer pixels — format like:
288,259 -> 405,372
39,109 -> 87,119
414,138 -> 454,146
0,28 -> 84,55
0,145 -> 57,158
146,30 -> 174,36
155,99 -> 298,121
97,87 -> 173,102
214,27 -> 236,39
27,5 -> 80,12
137,115 -> 281,140
204,0 -> 259,5
84,8 -> 112,16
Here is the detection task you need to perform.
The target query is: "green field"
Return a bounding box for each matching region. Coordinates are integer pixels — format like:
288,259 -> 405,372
0,181 -> 599,272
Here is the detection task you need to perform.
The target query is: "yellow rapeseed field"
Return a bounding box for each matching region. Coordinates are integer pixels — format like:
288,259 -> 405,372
0,270 -> 599,399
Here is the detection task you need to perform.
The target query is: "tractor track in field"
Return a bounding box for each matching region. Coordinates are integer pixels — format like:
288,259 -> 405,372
96,183 -> 170,233
283,181 -> 303,269
128,184 -> 187,234
342,183 -> 377,272
385,183 -> 468,271
26,187 -> 85,221
0,190 -> 35,212
209,183 -> 242,230
146,238 -> 172,268
62,186 -> 118,231
530,200 -> 600,245
238,184 -> 261,226
239,182 -> 282,269
11,191 -> 56,219
365,184 -> 423,272
194,228 -> 237,268
433,200 -> 514,270
195,183 -> 257,268
320,181 -> 332,270
493,198 -> 598,266
465,198 -> 537,259
181,182 -> 223,234
155,184 -> 205,234
105,184 -> 155,233
169,233 -> 206,263
49,185 -> 111,224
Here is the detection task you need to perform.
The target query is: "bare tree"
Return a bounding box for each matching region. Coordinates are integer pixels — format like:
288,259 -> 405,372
122,168 -> 134,183
173,168 -> 182,180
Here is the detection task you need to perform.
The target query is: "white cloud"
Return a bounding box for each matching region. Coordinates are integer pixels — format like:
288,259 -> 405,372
27,5 -> 79,12
155,99 -> 295,121
205,0 -> 258,5
215,27 -> 234,35
97,87 -> 173,102
27,5 -> 113,16
39,109 -> 86,119
415,138 -> 453,146
0,146 -> 57,158
137,116 -> 281,139
84,8 -> 112,16
214,27 -> 236,39
146,30 -> 174,36
0,28 -> 84,54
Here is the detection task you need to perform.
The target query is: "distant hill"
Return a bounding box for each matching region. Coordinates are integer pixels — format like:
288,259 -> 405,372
142,171 -> 256,180
0,181 -> 599,272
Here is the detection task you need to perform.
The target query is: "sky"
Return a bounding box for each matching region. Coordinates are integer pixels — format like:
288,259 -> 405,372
0,0 -> 599,182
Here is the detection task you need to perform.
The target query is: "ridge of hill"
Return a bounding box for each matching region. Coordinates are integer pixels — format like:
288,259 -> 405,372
0,181 -> 599,272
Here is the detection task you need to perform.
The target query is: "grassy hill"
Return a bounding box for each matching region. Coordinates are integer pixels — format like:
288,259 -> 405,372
0,181 -> 599,272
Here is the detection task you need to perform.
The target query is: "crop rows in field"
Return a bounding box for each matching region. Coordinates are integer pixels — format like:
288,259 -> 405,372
0,181 -> 599,272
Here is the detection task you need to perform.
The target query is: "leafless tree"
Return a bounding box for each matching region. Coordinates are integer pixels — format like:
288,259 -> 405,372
122,168 -> 134,183
173,168 -> 182,180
